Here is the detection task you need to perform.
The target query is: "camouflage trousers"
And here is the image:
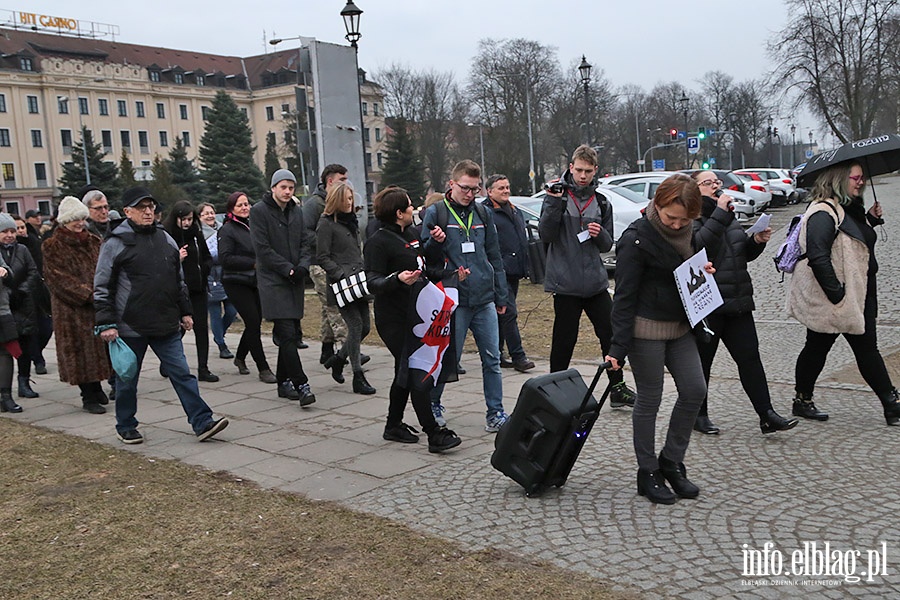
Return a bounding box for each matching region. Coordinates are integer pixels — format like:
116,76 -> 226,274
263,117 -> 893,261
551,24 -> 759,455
310,264 -> 347,344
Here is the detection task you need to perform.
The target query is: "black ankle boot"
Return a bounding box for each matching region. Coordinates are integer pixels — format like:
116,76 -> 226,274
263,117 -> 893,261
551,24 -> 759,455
325,353 -> 347,384
636,468 -> 677,504
17,375 -> 39,398
759,409 -> 799,434
658,454 -> 700,499
792,391 -> 828,421
693,414 -> 719,435
878,388 -> 900,426
352,370 -> 376,395
320,342 -> 334,365
0,389 -> 22,413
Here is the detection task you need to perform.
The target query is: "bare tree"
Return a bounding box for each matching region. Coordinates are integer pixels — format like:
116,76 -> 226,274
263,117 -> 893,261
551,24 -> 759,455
770,0 -> 900,142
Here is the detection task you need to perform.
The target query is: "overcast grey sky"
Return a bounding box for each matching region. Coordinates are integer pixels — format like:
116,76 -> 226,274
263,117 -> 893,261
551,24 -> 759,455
14,1 -> 817,133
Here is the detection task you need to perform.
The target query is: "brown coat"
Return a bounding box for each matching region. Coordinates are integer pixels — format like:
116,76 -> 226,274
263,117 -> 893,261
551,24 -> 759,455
787,198 -> 869,335
42,227 -> 112,385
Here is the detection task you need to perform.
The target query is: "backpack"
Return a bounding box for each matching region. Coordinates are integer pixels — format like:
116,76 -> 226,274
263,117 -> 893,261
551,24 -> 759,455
773,201 -> 839,276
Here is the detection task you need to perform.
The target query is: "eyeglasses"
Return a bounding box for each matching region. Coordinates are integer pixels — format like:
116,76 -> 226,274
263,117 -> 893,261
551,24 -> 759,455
90,204 -> 110,211
454,181 -> 482,195
698,179 -> 723,187
848,174 -> 866,183
129,203 -> 156,212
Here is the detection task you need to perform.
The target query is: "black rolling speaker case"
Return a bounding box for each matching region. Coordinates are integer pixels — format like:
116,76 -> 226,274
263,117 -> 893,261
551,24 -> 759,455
491,361 -> 613,497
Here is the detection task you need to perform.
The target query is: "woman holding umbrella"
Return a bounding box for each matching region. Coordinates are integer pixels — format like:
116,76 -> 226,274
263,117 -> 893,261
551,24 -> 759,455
787,160 -> 900,426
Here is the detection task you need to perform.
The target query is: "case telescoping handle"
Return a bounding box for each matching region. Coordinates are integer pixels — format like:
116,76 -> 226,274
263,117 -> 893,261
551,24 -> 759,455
578,359 -> 619,413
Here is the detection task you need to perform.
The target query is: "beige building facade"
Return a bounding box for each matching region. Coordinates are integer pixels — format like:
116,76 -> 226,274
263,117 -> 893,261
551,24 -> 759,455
0,26 -> 386,214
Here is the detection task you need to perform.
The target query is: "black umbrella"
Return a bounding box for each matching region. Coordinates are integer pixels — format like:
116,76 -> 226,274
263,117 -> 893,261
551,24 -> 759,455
796,133 -> 900,188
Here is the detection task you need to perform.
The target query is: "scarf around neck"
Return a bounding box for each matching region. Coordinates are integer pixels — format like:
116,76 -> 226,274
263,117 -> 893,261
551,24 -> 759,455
645,201 -> 693,259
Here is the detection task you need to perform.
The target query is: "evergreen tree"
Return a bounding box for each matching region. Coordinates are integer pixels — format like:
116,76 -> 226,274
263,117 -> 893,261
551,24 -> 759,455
264,134 -> 281,187
119,149 -> 137,191
58,127 -> 121,201
148,155 -> 187,209
199,91 -> 266,205
167,136 -> 208,203
380,118 -> 427,204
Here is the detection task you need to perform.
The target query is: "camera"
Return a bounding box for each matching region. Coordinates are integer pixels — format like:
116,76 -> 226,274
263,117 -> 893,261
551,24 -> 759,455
544,181 -> 568,195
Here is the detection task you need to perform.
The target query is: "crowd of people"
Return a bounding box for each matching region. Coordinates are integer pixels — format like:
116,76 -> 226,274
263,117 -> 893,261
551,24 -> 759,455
2,148 -> 896,502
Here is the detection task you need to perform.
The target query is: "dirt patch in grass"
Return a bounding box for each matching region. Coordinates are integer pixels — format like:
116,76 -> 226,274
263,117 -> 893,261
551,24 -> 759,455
0,418 -> 631,599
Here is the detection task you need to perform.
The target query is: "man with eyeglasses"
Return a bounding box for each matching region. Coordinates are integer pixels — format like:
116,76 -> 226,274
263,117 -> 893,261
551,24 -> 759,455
82,188 -> 112,239
94,186 -> 229,445
539,144 -> 636,407
421,159 -> 510,432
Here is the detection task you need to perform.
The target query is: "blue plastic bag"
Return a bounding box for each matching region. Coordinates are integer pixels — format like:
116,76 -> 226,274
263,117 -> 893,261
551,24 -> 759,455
109,337 -> 138,382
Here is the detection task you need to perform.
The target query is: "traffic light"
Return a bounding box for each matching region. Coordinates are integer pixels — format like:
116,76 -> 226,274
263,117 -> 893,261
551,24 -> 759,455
670,128 -> 678,142
773,127 -> 778,136
698,126 -> 706,140
701,160 -> 710,169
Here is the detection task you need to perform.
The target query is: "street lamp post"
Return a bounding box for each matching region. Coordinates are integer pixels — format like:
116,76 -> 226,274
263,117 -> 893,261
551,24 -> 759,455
767,115 -> 774,167
468,122 -> 486,174
497,72 -> 536,194
578,55 -> 592,146
808,130 -> 814,158
678,91 -> 689,169
790,124 -> 796,167
339,1 -> 370,203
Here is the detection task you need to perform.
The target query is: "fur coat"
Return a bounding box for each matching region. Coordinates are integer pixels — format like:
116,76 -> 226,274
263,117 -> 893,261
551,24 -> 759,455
43,227 -> 112,384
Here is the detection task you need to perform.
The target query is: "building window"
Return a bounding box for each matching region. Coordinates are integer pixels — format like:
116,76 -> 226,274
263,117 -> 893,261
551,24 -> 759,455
136,101 -> 145,118
101,130 -> 113,152
117,100 -> 127,117
78,97 -> 89,115
141,160 -> 151,167
149,70 -> 160,83
27,95 -> 39,114
265,106 -> 274,121
201,106 -> 210,121
179,104 -> 188,120
363,128 -> 370,145
182,132 -> 191,147
365,153 -> 372,169
61,130 -> 73,154
98,98 -> 109,116
120,131 -> 131,148
138,131 -> 149,153
174,72 -> 184,84
0,129 -> 10,147
267,132 -> 276,146
2,164 -> 16,188
362,101 -> 368,116
58,96 -> 69,114
196,75 -> 205,86
240,107 -> 248,118
373,102 -> 379,116
281,103 -> 290,114
38,199 -> 51,214
30,130 -> 42,148
0,94 -> 6,113
19,57 -> 33,71
4,201 -> 20,214
159,131 -> 168,147
377,152 -> 383,168
34,163 -> 47,187
375,128 -> 381,142
156,103 -> 165,119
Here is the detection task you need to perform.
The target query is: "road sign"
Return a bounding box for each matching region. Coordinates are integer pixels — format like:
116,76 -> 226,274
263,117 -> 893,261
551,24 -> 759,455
707,128 -> 716,136
636,159 -> 645,166
677,131 -> 686,139
529,170 -> 535,180
687,136 -> 700,154
652,159 -> 666,171
805,150 -> 814,159
709,157 -> 716,165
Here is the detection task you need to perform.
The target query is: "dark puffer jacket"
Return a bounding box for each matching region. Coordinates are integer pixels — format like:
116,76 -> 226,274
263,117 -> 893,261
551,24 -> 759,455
692,195 -> 765,314
1,243 -> 39,336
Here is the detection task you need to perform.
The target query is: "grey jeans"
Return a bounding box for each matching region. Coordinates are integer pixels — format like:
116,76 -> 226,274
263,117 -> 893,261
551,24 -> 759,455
629,333 -> 707,471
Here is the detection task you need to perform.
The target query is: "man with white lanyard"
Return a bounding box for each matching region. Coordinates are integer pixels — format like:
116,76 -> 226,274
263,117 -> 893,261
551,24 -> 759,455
421,159 -> 511,433
539,145 -> 636,407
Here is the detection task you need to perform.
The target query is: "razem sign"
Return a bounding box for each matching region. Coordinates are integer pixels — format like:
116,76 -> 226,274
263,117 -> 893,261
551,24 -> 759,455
15,10 -> 78,31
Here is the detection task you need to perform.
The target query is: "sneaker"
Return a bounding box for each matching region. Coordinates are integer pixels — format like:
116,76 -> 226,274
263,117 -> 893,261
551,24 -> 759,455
297,383 -> 316,407
500,351 -> 514,368
431,402 -> 447,427
197,417 -> 229,441
278,381 -> 300,400
383,423 -> 419,443
513,358 -> 536,373
117,429 -> 143,444
609,381 -> 636,408
485,411 -> 509,433
428,427 -> 461,453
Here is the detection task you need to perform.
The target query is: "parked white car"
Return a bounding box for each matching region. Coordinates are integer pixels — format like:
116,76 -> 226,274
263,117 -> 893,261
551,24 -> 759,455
616,174 -> 756,223
736,168 -> 799,204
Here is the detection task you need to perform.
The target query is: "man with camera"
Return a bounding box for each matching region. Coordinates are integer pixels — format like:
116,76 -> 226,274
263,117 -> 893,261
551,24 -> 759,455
538,145 -> 635,407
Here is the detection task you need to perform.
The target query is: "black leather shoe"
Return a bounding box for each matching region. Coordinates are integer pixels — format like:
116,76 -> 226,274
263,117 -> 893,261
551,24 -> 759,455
360,353 -> 370,365
792,394 -> 829,421
636,468 -> 677,504
198,368 -> 220,383
879,388 -> 900,426
325,354 -> 347,384
17,375 -> 39,398
277,381 -> 300,400
352,371 -> 376,395
233,357 -> 250,375
34,362 -> 48,375
693,415 -> 720,435
658,454 -> 700,499
760,409 -> 799,434
297,340 -> 309,349
83,402 -> 106,415
513,358 -> 536,373
320,342 -> 334,366
500,352 -> 514,369
1,393 -> 22,413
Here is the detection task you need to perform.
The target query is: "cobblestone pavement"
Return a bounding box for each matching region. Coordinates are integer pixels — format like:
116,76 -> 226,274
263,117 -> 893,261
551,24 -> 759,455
4,178 -> 900,598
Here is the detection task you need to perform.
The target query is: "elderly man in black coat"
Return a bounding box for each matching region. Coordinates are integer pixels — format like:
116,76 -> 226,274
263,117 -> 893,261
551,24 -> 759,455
250,169 -> 316,406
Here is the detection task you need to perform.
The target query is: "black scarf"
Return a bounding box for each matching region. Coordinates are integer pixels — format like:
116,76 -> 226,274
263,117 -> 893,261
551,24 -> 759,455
336,210 -> 359,234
